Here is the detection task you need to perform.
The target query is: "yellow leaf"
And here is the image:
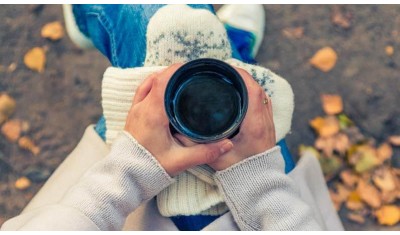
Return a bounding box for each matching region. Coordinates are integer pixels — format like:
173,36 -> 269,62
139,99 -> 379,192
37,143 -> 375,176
321,94 -> 343,115
18,136 -> 40,156
310,116 -> 340,138
15,177 -> 31,190
24,47 -> 46,73
309,47 -> 338,72
375,205 -> 400,226
0,93 -> 16,124
1,119 -> 22,142
353,145 -> 380,173
41,21 -> 64,41
385,46 -> 394,56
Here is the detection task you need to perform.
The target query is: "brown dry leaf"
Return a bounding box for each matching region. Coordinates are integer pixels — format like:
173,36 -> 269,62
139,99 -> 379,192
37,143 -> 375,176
24,47 -> 46,73
1,119 -> 22,142
321,94 -> 343,115
340,170 -> 359,188
41,21 -> 64,41
385,46 -> 394,56
334,133 -> 350,155
357,179 -> 382,209
347,213 -> 365,224
0,93 -> 16,124
7,63 -> 17,73
18,136 -> 40,156
15,176 -> 31,190
315,136 -> 335,157
282,27 -> 304,39
375,205 -> 400,226
346,200 -> 365,211
376,143 -> 393,163
331,5 -> 352,29
373,167 -> 396,192
388,135 -> 400,146
381,190 -> 398,204
310,116 -> 340,138
309,47 -> 338,72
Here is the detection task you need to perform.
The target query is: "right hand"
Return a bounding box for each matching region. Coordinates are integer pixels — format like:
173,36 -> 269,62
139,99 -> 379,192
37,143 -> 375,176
176,68 -> 277,171
124,64 -> 234,177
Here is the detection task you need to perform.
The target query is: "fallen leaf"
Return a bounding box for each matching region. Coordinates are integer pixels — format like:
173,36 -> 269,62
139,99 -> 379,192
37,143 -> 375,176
346,200 -> 365,211
376,143 -> 393,163
373,167 -> 396,192
357,179 -> 382,208
315,137 -> 335,157
15,176 -> 31,190
381,190 -> 398,204
349,145 -> 380,173
338,114 -> 354,129
319,155 -> 342,179
329,189 -> 343,211
298,145 -> 320,158
309,47 -> 338,72
321,94 -> 343,115
18,136 -> 40,156
343,126 -> 365,144
282,27 -> 304,39
340,170 -> 359,188
0,93 -> 16,124
7,63 -> 17,73
310,116 -> 340,138
347,213 -> 365,224
24,47 -> 46,73
385,46 -> 394,56
1,119 -> 22,142
334,133 -> 350,155
388,135 -> 400,146
331,5 -> 352,29
375,205 -> 400,226
41,21 -> 64,41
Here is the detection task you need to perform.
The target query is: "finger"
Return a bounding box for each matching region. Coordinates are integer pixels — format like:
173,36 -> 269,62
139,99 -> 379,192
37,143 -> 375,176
132,74 -> 156,105
174,133 -> 197,147
173,140 -> 234,171
152,63 -> 183,95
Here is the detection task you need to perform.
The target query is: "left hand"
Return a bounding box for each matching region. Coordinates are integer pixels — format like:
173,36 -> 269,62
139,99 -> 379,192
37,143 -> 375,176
124,64 -> 234,177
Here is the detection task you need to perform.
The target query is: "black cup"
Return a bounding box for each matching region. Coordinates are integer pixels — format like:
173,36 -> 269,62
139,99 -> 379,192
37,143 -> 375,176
164,58 -> 248,143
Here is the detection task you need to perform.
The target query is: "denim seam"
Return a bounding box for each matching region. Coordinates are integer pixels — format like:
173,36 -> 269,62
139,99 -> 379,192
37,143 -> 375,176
87,12 -> 119,67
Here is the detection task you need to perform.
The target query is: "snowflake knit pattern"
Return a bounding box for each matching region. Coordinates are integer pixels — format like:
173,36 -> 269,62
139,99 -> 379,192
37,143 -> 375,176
101,5 -> 294,217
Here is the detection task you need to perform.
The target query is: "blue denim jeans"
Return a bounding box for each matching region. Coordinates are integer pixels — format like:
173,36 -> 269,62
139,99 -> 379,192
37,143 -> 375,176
73,4 -> 295,230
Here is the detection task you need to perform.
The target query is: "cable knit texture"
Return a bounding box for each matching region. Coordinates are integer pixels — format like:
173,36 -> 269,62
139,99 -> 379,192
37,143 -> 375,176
101,4 -> 294,217
60,132 -> 175,230
214,146 -> 320,231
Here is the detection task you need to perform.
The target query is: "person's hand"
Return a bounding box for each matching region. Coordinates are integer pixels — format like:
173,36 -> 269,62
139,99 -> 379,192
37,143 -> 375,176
176,68 -> 276,171
124,64 -> 234,177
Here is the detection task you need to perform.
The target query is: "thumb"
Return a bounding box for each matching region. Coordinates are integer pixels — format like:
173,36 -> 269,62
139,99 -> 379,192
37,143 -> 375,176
175,140 -> 233,171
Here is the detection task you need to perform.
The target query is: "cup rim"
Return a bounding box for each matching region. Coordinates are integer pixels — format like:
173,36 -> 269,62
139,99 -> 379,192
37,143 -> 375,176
164,58 -> 248,143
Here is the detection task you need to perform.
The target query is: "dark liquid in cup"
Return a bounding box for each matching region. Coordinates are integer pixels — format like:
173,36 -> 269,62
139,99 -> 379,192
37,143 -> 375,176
173,72 -> 241,137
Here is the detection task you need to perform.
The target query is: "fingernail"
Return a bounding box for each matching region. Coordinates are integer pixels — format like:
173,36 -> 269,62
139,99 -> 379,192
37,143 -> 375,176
220,141 -> 233,154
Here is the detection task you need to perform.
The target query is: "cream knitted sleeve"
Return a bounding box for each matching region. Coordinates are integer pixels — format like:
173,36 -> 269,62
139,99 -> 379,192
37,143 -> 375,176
214,146 -> 321,231
2,131 -> 175,231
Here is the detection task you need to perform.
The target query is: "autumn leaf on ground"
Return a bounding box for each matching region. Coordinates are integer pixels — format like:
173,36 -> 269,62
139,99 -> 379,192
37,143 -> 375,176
319,155 -> 343,180
309,47 -> 338,72
357,179 -> 382,209
373,167 -> 396,192
282,27 -> 304,39
331,5 -> 352,29
376,143 -> 393,163
340,170 -> 359,188
321,94 -> 343,115
310,116 -> 340,138
18,136 -> 40,156
1,119 -> 23,142
15,177 -> 31,190
375,205 -> 400,226
41,21 -> 64,41
348,145 -> 380,173
24,47 -> 46,73
347,213 -> 365,224
0,93 -> 16,124
385,46 -> 394,56
388,135 -> 400,146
